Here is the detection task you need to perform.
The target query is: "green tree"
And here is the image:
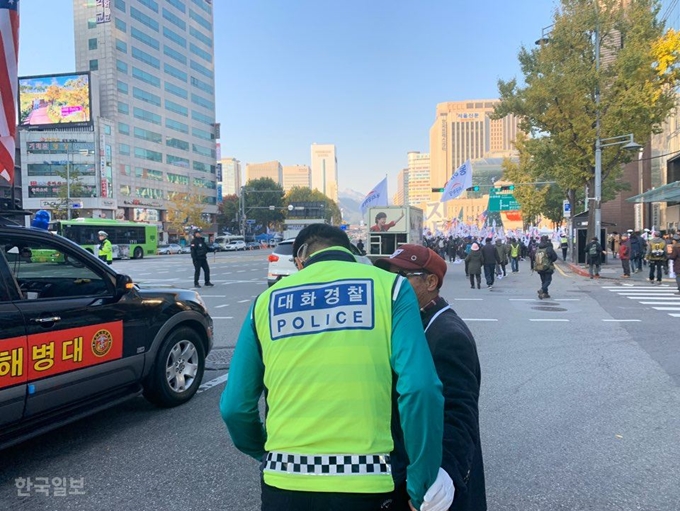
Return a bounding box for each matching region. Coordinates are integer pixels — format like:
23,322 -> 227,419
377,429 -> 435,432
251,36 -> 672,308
243,178 -> 285,233
543,185 -> 567,228
43,165 -> 89,220
284,186 -> 343,225
493,0 -> 678,240
217,194 -> 240,233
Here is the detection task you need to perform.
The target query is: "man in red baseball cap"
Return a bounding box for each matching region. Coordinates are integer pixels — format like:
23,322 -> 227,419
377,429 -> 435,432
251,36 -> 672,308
375,245 -> 487,511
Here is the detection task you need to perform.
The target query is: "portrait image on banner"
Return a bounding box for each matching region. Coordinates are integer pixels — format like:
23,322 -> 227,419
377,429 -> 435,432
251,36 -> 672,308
369,207 -> 406,233
441,160 -> 473,203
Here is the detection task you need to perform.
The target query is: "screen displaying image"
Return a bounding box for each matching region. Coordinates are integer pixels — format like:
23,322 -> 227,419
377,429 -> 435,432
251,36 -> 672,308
19,73 -> 91,127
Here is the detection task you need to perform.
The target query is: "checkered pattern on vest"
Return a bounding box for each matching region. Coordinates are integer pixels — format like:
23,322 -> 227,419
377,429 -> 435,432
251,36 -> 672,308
264,452 -> 391,476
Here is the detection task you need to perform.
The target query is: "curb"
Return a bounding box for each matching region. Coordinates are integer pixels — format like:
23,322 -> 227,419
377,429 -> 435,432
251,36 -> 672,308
561,261 -> 676,283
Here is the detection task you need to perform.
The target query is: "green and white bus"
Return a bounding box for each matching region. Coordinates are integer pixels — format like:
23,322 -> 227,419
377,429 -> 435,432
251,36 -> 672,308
49,218 -> 158,259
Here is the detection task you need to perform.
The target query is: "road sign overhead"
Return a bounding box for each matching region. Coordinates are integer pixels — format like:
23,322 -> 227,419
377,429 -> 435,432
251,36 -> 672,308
487,193 -> 520,212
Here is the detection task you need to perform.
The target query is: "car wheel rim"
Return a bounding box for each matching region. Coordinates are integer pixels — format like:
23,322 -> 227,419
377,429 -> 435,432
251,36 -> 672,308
165,340 -> 199,393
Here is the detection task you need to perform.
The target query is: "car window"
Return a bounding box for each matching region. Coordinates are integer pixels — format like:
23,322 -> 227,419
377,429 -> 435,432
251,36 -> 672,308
274,243 -> 294,256
0,235 -> 110,300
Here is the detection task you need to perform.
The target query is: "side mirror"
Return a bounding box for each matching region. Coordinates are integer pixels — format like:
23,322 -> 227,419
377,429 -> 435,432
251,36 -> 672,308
115,273 -> 135,296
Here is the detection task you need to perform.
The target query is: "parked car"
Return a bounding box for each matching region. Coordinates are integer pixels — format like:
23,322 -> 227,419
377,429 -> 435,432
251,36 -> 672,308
157,243 -> 182,255
180,245 -> 192,254
267,239 -> 371,287
246,241 -> 261,250
224,240 -> 247,251
0,209 -> 213,449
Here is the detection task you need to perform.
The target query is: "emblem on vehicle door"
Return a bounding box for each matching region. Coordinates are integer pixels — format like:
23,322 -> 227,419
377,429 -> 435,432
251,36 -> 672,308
91,329 -> 113,357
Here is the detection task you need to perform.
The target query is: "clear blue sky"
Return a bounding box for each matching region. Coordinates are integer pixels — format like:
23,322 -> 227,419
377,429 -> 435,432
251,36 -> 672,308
18,0 -> 561,196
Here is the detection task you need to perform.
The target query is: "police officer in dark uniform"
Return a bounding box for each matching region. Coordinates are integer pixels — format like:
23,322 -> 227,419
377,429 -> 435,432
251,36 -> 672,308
190,228 -> 213,288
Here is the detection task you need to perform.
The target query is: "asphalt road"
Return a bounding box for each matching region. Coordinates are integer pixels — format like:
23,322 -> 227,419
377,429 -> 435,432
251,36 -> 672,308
1,252 -> 679,511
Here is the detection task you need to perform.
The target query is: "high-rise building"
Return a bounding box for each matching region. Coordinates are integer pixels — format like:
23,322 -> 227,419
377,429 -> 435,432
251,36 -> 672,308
429,100 -> 519,198
219,157 -> 241,197
245,161 -> 282,184
310,143 -> 338,202
282,165 -> 311,192
395,168 -> 408,206
406,152 -> 430,207
73,0 -> 218,230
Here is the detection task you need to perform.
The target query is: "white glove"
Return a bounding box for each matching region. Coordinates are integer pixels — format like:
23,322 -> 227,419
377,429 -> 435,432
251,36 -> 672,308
420,468 -> 454,511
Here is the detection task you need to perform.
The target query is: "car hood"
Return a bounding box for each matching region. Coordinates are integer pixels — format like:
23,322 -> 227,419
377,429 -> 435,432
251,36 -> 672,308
134,286 -> 209,313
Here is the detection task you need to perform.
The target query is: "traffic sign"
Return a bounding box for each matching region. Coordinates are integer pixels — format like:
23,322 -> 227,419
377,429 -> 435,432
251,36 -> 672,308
563,200 -> 571,218
487,194 -> 520,212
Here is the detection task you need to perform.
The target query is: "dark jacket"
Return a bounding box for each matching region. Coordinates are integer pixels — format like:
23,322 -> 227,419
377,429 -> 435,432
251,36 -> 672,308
481,242 -> 498,265
536,240 -> 558,273
585,241 -> 604,264
465,249 -> 484,275
424,298 -> 486,511
669,243 -> 680,261
190,235 -> 210,259
629,235 -> 642,258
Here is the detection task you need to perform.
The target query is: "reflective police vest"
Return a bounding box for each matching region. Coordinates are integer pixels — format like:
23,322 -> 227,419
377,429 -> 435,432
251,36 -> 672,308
253,250 -> 397,494
510,244 -> 519,258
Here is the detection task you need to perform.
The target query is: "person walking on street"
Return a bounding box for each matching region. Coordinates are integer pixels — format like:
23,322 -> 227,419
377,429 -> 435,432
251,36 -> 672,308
629,232 -> 643,272
669,235 -> 680,293
559,234 -> 568,262
534,235 -> 558,299
97,231 -> 113,265
618,234 -> 631,278
465,243 -> 484,290
494,239 -> 508,279
509,238 -> 521,273
190,228 -> 213,288
220,224 -> 451,511
646,231 -> 668,285
481,238 -> 499,289
585,236 -> 605,279
376,245 -> 487,511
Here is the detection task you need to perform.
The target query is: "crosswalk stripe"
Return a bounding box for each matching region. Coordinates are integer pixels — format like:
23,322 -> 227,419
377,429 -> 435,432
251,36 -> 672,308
609,287 -> 680,319
652,307 -> 680,311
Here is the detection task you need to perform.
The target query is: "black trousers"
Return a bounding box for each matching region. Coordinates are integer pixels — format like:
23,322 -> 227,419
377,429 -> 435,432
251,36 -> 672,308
193,258 -> 210,284
261,480 -> 394,511
539,271 -> 552,294
484,264 -> 496,286
621,259 -> 630,276
649,260 -> 664,282
469,273 -> 481,288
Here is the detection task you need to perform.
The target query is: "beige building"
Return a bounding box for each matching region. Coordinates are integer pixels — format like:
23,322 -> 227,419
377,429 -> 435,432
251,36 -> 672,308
219,157 -> 241,197
429,100 -> 519,201
310,144 -> 338,202
394,168 -> 408,206
282,165 -> 311,192
245,161 -> 283,185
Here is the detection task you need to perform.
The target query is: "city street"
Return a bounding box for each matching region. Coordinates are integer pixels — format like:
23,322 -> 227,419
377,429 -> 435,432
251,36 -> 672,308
1,251 -> 679,511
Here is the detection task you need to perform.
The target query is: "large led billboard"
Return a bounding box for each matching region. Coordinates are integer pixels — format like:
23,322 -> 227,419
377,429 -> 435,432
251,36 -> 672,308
19,72 -> 92,128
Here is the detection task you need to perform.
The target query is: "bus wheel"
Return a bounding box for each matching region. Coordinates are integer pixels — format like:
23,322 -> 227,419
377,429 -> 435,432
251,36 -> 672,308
133,246 -> 144,259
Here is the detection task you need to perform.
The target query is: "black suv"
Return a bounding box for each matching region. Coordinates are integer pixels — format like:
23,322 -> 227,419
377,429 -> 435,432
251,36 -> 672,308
0,211 -> 213,449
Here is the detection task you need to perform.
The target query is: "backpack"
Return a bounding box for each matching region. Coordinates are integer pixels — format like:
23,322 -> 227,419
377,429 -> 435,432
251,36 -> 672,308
588,243 -> 599,257
651,241 -> 666,259
534,248 -> 551,271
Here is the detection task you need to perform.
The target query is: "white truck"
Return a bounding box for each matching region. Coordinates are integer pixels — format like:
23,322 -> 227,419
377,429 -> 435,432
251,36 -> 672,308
366,206 -> 424,261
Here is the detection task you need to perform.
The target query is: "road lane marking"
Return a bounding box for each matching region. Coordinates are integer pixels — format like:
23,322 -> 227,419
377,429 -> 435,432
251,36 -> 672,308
200,295 -> 227,298
555,299 -> 580,301
237,299 -> 251,303
670,314 -> 680,318
198,373 -> 228,394
214,304 -> 230,308
652,307 -> 680,311
212,317 -> 234,319
509,299 -> 535,301
639,301 -> 680,305
529,319 -> 569,322
555,264 -> 567,277
603,319 -> 641,322
461,318 -> 498,322
454,298 -> 483,301
627,296 -> 680,300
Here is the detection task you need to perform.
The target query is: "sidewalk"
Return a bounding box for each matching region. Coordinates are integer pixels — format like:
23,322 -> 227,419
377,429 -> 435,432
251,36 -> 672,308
560,257 -> 676,283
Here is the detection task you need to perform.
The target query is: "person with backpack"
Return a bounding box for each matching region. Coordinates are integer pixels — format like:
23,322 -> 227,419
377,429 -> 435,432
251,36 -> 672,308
559,234 -> 568,262
534,235 -> 558,299
618,234 -> 631,278
646,231 -> 668,285
585,236 -> 605,279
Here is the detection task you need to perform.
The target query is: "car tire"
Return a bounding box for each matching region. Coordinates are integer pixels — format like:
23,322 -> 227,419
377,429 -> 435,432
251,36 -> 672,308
144,327 -> 205,408
133,246 -> 144,259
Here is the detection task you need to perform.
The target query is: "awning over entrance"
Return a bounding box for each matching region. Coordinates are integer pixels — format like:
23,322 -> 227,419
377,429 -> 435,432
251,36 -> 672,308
626,181 -> 680,203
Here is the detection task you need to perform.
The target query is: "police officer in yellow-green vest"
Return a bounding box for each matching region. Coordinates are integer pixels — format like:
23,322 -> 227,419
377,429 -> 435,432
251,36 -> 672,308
220,224 -> 451,511
97,230 -> 113,265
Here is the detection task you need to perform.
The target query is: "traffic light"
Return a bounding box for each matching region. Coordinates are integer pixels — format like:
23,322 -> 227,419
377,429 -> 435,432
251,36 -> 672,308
432,187 -> 445,192
499,185 -> 515,191
466,186 -> 480,192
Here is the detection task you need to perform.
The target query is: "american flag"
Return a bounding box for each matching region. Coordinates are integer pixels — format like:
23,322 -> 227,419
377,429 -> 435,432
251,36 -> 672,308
0,0 -> 19,184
